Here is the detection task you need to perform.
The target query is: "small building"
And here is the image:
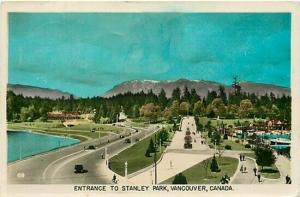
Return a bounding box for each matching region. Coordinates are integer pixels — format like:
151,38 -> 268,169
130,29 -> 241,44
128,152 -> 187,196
118,111 -> 127,122
47,111 -> 81,120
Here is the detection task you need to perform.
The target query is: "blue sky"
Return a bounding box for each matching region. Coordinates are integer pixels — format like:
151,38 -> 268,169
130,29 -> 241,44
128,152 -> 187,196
9,13 -> 290,97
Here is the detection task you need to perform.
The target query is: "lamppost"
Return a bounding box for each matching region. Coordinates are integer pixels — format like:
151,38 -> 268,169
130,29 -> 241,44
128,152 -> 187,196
159,138 -> 162,153
125,161 -> 128,178
154,134 -> 157,184
19,135 -> 22,160
214,139 -> 217,154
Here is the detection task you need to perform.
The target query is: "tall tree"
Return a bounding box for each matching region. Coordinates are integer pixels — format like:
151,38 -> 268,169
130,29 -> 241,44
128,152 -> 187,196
207,91 -> 218,104
158,89 -> 168,108
255,145 -> 276,170
182,86 -> 191,102
239,99 -> 253,118
190,88 -> 200,105
193,100 -> 205,117
179,102 -> 190,115
218,85 -> 227,104
171,87 -> 181,101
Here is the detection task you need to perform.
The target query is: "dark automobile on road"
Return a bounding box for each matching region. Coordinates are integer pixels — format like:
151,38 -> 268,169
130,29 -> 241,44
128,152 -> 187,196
87,145 -> 96,150
74,164 -> 88,173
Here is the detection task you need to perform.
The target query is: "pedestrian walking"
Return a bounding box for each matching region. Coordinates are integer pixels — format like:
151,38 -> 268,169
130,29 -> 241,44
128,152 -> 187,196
239,154 -> 242,161
257,174 -> 261,183
240,165 -> 244,173
243,155 -> 245,161
253,167 -> 257,176
286,175 -> 291,184
170,160 -> 173,169
243,166 -> 247,173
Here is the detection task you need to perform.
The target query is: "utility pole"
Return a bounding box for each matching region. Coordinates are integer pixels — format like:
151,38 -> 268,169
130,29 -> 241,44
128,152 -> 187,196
154,134 -> 157,184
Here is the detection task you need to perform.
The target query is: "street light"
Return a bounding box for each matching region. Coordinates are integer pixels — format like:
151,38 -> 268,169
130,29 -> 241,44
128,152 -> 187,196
159,138 -> 162,153
214,139 -> 217,154
125,161 -> 128,178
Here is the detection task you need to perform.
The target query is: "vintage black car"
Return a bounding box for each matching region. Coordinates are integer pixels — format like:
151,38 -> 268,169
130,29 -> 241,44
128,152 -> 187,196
74,164 -> 84,173
87,145 -> 96,150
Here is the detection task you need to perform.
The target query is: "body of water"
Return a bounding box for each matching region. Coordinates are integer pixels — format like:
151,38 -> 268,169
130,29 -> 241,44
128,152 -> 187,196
8,131 -> 80,162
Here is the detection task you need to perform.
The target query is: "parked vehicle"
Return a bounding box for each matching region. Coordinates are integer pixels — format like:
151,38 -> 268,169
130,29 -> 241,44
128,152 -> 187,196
87,145 -> 96,150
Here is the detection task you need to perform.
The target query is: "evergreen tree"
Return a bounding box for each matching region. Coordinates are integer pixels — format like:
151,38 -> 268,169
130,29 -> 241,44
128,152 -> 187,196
218,85 -> 227,104
171,87 -> 181,101
190,88 -> 200,105
158,89 -> 168,108
210,155 -> 220,172
172,173 -> 188,184
148,138 -> 156,153
182,86 -> 191,102
207,91 -> 218,105
145,148 -> 151,157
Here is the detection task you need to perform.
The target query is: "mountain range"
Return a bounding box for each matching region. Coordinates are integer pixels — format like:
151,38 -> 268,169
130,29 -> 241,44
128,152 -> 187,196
104,79 -> 290,98
7,79 -> 290,99
7,84 -> 73,99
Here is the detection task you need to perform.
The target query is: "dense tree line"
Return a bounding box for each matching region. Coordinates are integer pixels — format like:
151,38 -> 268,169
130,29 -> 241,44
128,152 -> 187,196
7,82 -> 291,124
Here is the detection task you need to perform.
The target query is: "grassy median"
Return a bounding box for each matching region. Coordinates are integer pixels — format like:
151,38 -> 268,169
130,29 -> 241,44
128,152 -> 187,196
109,129 -> 173,176
162,156 -> 239,184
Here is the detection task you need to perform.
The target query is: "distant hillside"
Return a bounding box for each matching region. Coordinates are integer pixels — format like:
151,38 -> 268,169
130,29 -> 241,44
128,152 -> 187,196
104,79 -> 290,98
7,84 -> 73,99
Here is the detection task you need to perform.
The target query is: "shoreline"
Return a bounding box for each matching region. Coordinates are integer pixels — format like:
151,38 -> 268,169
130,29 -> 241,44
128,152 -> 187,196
7,129 -> 81,164
7,128 -> 81,141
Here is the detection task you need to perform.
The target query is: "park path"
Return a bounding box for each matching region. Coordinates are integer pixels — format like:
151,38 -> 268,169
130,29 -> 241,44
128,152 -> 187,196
231,154 -> 290,184
231,157 -> 258,184
127,116 -> 211,184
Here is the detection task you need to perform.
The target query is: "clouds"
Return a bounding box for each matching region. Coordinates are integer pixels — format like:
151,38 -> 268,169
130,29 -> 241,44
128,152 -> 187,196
9,13 -> 290,97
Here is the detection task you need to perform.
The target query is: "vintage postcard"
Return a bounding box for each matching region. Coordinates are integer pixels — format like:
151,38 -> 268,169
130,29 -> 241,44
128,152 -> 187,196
0,1 -> 300,197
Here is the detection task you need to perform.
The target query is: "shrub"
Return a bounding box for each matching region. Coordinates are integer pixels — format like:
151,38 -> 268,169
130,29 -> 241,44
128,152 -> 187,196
210,155 -> 220,172
145,148 -> 151,157
225,145 -> 232,150
245,144 -> 251,149
235,139 -> 240,143
172,173 -> 188,184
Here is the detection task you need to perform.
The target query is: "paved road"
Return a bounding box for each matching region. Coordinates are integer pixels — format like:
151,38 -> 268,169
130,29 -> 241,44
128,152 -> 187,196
7,124 -> 159,184
48,125 -> 160,184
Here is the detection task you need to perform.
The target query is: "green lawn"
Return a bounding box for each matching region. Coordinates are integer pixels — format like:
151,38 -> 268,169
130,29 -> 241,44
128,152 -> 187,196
244,152 -> 256,159
129,121 -> 148,128
7,121 -> 124,142
203,133 -> 252,151
260,165 -> 280,179
162,156 -> 239,184
71,123 -> 122,133
198,117 -> 265,127
109,129 -> 173,176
